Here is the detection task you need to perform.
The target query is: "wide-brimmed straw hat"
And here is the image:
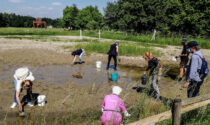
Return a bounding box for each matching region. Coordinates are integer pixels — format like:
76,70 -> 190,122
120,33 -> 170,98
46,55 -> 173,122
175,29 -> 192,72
112,86 -> 122,95
14,67 -> 35,81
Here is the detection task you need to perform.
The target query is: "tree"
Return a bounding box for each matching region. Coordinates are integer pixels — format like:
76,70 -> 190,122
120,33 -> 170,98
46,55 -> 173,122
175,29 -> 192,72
76,6 -> 103,29
63,4 -> 79,29
104,2 -> 119,29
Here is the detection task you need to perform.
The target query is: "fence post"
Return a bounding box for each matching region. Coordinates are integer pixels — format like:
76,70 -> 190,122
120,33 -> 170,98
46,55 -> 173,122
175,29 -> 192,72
99,29 -> 101,40
80,29 -> 82,39
172,99 -> 182,125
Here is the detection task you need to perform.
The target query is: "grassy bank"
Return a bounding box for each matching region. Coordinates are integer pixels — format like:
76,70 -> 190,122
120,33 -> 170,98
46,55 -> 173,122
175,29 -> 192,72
157,104 -> 210,125
0,28 -> 209,49
64,41 -> 162,57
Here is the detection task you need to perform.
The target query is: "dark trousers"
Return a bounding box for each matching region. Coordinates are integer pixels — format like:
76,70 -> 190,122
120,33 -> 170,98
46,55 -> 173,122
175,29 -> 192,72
26,86 -> 32,102
107,55 -> 117,70
187,80 -> 203,98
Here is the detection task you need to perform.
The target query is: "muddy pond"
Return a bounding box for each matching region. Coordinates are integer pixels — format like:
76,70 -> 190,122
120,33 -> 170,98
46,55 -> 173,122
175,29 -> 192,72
0,63 -> 176,86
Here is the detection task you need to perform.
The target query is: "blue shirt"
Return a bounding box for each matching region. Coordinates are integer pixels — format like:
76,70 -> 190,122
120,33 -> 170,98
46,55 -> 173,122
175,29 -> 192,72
187,51 -> 203,82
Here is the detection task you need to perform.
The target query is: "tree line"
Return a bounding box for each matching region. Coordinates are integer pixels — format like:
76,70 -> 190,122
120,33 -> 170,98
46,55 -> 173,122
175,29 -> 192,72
63,0 -> 209,36
0,13 -> 62,28
0,0 -> 209,36
103,0 -> 209,36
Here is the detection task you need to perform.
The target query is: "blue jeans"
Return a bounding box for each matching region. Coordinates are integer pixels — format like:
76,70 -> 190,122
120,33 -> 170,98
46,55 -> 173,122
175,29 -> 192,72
13,79 -> 17,103
79,49 -> 85,63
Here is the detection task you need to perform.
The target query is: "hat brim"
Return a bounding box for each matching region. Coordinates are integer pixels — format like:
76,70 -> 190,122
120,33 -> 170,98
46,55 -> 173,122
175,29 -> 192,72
25,72 -> 35,81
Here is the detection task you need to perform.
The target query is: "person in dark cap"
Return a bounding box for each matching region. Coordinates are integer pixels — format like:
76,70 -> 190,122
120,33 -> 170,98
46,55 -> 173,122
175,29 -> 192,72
184,41 -> 204,98
178,38 -> 189,82
107,42 -> 119,70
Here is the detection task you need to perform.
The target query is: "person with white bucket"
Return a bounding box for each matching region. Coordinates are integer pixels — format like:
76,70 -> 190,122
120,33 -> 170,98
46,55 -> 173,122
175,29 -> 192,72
101,86 -> 130,125
10,67 -> 35,116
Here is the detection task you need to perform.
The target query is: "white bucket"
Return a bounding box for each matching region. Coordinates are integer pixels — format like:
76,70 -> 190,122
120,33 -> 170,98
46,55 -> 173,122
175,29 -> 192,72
96,61 -> 102,68
37,95 -> 46,106
172,56 -> 177,62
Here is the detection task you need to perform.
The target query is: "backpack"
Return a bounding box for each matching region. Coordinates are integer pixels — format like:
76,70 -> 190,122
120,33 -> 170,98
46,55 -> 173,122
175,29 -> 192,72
195,54 -> 209,80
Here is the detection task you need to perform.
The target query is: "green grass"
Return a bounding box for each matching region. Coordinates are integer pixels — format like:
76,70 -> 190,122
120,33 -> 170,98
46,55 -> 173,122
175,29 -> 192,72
71,42 -> 162,57
0,28 -> 209,49
157,104 -> 210,125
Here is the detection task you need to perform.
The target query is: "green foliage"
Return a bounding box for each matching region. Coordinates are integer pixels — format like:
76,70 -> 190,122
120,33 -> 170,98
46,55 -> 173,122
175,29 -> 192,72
104,0 -> 210,36
63,4 -> 79,29
76,6 -> 103,29
157,105 -> 210,125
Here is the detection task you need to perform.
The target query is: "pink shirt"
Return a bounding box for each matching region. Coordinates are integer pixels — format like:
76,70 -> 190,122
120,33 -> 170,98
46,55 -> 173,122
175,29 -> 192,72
102,94 -> 126,112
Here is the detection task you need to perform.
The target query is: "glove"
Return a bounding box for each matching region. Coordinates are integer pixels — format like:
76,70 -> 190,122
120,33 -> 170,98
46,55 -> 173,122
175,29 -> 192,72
124,110 -> 131,117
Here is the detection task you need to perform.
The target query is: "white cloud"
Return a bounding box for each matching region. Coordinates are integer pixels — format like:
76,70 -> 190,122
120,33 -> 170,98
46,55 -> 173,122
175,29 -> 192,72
52,2 -> 62,6
8,0 -> 23,3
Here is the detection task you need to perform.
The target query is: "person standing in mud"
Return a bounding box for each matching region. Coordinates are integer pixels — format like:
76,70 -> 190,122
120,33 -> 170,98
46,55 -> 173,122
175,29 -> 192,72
184,41 -> 205,98
107,42 -> 119,70
143,52 -> 163,100
10,67 -> 35,116
178,38 -> 189,82
101,86 -> 130,125
72,48 -> 85,64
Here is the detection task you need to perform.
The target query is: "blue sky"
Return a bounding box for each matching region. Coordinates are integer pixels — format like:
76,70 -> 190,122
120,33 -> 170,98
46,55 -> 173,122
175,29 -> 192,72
0,0 -> 115,19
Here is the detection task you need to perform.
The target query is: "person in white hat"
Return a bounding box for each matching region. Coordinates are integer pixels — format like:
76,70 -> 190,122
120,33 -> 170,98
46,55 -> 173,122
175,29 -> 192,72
10,67 -> 35,113
101,86 -> 130,125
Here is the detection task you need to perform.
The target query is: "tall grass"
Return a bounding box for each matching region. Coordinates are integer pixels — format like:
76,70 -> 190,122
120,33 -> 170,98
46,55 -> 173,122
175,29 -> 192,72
72,42 -> 161,57
0,28 -> 209,49
157,104 -> 210,125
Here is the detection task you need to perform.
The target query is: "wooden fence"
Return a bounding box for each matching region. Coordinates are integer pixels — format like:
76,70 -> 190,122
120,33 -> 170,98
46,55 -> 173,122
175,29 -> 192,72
128,93 -> 210,125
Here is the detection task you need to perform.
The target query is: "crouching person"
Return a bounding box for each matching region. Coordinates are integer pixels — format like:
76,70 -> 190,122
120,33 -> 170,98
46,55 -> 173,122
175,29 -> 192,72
101,86 -> 130,125
10,67 -> 35,114
72,48 -> 85,64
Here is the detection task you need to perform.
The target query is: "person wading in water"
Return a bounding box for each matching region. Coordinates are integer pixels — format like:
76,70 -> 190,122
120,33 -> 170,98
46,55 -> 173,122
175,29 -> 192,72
143,52 -> 163,100
107,42 -> 119,70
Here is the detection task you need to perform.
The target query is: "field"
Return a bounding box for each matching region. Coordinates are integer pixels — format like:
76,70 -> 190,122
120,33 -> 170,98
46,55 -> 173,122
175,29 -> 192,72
0,28 -> 209,125
0,28 -> 210,49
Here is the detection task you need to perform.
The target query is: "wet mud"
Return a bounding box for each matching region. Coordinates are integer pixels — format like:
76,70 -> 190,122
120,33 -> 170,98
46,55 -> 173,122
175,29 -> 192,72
0,38 -> 209,124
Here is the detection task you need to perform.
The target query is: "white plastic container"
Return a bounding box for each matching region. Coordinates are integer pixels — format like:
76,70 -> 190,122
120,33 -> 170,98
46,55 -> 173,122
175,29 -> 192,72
96,61 -> 102,69
172,56 -> 177,62
37,95 -> 46,106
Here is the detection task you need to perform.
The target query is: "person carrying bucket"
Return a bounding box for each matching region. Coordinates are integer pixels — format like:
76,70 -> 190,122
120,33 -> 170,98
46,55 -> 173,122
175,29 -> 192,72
72,48 -> 85,64
143,52 -> 163,100
107,42 -> 119,70
10,67 -> 35,116
101,86 -> 130,125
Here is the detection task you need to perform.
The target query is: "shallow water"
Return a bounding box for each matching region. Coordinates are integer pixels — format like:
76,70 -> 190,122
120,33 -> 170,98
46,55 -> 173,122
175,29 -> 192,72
0,63 -> 174,86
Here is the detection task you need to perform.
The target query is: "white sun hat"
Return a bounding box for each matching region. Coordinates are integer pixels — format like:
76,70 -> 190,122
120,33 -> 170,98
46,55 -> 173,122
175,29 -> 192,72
14,67 -> 35,81
112,86 -> 122,95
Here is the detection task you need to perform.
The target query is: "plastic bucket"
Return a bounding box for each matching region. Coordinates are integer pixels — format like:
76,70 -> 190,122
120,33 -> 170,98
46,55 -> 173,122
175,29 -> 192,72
172,56 -> 177,62
96,61 -> 102,68
111,72 -> 118,82
38,95 -> 46,106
